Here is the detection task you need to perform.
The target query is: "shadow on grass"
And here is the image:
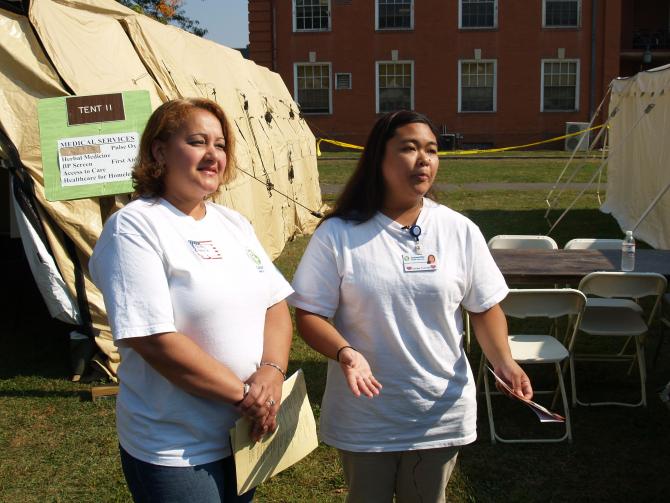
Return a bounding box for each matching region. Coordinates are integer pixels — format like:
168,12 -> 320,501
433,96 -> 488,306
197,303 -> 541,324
457,394 -> 670,502
287,358 -> 328,415
458,325 -> 670,502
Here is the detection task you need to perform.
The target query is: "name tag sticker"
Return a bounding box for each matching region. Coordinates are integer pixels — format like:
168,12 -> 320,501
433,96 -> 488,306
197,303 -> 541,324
402,253 -> 438,272
189,240 -> 222,260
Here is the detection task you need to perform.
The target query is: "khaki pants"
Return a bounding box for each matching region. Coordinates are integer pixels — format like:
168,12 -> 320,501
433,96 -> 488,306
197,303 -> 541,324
338,446 -> 459,503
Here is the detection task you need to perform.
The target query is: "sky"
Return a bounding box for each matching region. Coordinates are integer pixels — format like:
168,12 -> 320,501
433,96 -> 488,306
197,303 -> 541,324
181,0 -> 249,49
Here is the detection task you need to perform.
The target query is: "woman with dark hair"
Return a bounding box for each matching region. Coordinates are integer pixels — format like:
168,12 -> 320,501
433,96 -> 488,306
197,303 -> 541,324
290,110 -> 532,502
90,98 -> 293,502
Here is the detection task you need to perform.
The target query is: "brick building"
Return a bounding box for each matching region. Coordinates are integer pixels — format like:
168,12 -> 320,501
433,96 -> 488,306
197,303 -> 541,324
249,0 -> 670,148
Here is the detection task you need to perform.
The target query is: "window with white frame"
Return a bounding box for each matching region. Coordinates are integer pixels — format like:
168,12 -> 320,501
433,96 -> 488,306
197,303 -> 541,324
376,0 -> 413,30
376,61 -> 413,113
542,60 -> 579,111
460,0 -> 497,29
459,60 -> 497,112
543,0 -> 580,28
293,0 -> 331,32
294,63 -> 331,114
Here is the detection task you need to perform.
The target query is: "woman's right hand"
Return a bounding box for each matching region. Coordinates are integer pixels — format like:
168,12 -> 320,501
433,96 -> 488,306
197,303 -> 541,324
337,347 -> 382,398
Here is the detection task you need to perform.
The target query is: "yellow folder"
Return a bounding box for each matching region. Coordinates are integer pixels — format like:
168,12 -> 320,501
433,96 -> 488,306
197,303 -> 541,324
230,369 -> 318,495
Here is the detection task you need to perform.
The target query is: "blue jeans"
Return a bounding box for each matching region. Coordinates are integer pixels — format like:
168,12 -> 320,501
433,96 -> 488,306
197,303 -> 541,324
119,445 -> 255,503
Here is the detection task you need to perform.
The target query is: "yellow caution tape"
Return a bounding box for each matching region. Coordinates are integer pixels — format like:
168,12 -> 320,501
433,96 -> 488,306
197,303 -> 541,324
317,124 -> 604,156
316,138 -> 363,156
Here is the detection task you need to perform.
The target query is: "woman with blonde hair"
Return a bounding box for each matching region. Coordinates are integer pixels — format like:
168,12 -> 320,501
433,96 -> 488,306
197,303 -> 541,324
90,98 -> 293,502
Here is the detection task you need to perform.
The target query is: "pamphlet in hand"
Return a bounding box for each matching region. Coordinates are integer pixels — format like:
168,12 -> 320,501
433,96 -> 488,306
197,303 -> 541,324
487,366 -> 565,423
230,369 -> 318,495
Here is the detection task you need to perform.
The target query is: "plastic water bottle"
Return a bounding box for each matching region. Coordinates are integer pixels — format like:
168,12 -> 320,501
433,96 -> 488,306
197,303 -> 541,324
621,231 -> 636,271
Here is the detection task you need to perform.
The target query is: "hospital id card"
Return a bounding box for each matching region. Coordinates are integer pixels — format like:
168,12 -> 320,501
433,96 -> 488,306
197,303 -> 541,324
402,253 -> 438,272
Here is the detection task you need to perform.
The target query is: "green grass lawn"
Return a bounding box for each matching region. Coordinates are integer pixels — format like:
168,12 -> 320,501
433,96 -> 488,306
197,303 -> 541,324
1,156 -> 668,502
317,149 -> 602,159
318,157 -> 607,186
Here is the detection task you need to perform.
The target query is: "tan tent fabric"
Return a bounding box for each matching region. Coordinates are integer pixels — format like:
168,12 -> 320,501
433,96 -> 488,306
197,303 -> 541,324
28,0 -> 166,106
0,8 -> 67,168
603,64 -> 670,250
120,14 -> 322,252
0,0 -> 323,378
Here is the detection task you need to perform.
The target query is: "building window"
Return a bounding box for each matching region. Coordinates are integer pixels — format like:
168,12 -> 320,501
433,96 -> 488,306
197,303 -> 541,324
541,60 -> 579,111
459,0 -> 497,29
335,73 -> 352,90
543,0 -> 580,28
376,0 -> 413,30
459,60 -> 497,112
293,0 -> 331,32
294,63 -> 332,114
376,61 -> 413,113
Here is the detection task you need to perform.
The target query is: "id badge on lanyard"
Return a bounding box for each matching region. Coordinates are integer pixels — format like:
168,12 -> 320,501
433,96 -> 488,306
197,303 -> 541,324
402,252 -> 438,272
401,224 -> 438,272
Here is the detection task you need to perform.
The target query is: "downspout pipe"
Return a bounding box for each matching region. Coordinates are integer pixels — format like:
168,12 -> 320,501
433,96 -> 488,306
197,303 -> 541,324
589,0 -> 598,118
271,0 -> 277,71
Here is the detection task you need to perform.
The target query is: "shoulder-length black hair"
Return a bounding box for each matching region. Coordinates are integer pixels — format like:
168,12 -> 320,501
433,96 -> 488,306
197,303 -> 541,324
323,110 -> 439,224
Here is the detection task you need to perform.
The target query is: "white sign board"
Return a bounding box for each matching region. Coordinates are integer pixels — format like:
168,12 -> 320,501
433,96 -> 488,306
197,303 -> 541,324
57,133 -> 139,187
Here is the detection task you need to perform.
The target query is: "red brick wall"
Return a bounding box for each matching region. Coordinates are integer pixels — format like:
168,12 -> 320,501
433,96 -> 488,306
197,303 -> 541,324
248,0 -> 273,69
250,0 -> 624,148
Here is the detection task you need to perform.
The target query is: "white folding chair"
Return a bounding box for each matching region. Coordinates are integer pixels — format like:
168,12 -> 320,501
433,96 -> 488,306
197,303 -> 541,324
564,238 -> 622,250
487,234 -> 558,250
571,272 -> 667,407
466,235 -> 559,354
564,238 -> 641,313
481,288 -> 586,444
469,234 -> 559,353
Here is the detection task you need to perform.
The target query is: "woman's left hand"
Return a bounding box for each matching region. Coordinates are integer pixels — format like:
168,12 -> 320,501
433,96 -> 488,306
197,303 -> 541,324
494,359 -> 533,400
470,304 -> 533,401
240,365 -> 284,440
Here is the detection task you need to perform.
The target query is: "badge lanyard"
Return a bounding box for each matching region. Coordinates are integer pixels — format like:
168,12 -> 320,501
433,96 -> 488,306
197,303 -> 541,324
404,224 -> 422,253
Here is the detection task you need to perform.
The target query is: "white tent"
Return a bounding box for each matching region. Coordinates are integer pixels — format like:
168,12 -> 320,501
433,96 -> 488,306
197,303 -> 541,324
0,0 -> 323,377
602,64 -> 670,250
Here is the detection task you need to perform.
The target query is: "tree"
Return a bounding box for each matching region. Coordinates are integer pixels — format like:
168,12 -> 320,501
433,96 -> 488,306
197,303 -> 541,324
118,1 -> 207,37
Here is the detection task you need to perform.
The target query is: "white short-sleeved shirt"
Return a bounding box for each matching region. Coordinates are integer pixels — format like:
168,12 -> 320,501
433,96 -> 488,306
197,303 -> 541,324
289,198 -> 507,452
89,198 -> 293,466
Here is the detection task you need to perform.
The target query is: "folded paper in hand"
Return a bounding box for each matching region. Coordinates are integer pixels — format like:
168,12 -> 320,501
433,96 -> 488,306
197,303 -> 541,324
487,366 -> 565,423
230,369 -> 318,495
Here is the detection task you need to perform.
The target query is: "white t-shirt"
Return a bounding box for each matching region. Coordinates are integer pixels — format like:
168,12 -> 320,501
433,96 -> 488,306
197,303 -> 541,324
289,198 -> 507,452
89,198 -> 293,466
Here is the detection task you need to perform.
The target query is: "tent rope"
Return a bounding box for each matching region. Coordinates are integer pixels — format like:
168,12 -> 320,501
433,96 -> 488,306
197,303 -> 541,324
546,93 -> 658,236
236,94 -> 323,218
543,118 -> 610,223
544,83 -> 613,219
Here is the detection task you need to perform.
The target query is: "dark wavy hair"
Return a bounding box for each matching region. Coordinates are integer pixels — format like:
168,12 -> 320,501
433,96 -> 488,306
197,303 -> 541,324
132,98 -> 236,199
323,110 -> 440,223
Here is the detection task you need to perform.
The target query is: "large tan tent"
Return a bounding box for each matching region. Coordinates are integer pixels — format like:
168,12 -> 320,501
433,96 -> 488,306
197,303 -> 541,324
0,0 -> 324,378
602,64 -> 670,250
